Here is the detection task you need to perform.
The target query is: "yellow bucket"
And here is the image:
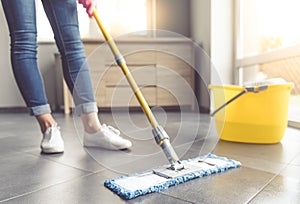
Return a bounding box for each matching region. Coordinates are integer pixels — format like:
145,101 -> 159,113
209,83 -> 293,144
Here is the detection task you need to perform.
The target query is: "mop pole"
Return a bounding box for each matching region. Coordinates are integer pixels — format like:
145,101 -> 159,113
93,10 -> 184,170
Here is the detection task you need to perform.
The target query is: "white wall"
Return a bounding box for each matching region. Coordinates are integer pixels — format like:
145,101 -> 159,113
156,0 -> 191,37
211,0 -> 234,85
191,0 -> 234,84
0,5 -> 25,107
190,0 -> 211,112
37,43 -> 59,109
191,0 -> 211,53
191,0 -> 234,111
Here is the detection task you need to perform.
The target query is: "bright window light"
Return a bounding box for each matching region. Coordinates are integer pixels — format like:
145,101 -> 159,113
242,0 -> 300,55
258,0 -> 300,46
96,0 -> 148,37
37,0 -> 148,41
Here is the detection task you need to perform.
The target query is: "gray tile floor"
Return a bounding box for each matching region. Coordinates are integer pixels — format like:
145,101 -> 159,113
0,111 -> 299,203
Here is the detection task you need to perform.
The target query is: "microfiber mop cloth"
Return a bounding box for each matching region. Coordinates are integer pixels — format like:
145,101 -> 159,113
104,154 -> 241,200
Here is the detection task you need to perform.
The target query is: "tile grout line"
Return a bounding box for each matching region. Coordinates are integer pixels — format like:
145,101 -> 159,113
244,172 -> 278,204
23,150 -> 99,174
158,192 -> 196,204
245,151 -> 300,203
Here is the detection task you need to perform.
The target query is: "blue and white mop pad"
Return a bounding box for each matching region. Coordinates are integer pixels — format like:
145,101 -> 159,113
104,154 -> 241,200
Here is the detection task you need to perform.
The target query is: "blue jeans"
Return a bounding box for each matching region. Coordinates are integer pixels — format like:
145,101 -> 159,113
1,0 -> 97,116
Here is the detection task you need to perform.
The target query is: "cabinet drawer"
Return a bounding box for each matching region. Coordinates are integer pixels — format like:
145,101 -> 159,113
155,43 -> 193,64
103,86 -> 156,107
58,38 -> 196,113
123,51 -> 156,65
156,76 -> 194,106
103,65 -> 156,86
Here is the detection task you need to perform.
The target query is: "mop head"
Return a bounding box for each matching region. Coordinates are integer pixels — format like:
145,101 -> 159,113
104,154 -> 241,200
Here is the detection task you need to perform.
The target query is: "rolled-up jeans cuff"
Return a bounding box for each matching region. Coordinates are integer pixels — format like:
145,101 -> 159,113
74,102 -> 98,116
30,104 -> 51,116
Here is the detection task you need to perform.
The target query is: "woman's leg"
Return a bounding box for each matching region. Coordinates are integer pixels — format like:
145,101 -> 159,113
1,0 -> 57,133
42,0 -> 101,133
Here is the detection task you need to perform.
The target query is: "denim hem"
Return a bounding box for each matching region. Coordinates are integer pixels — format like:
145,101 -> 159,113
30,104 -> 51,116
74,102 -> 98,116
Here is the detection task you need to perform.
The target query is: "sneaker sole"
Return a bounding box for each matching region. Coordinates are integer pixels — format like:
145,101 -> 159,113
41,147 -> 64,154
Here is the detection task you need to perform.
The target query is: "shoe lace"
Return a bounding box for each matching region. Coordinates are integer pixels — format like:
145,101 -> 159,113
105,124 -> 120,135
44,125 -> 60,142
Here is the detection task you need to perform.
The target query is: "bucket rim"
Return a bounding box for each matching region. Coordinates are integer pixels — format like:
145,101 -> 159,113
208,83 -> 293,91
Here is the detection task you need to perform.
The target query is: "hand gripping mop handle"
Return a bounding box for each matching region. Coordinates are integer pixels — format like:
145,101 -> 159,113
92,10 -> 183,170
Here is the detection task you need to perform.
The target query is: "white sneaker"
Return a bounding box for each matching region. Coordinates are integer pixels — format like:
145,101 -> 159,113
83,124 -> 132,150
40,125 -> 64,154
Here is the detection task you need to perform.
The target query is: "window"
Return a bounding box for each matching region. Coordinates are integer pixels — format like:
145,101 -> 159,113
96,0 -> 148,37
36,0 -> 150,41
239,0 -> 300,57
235,0 -> 300,127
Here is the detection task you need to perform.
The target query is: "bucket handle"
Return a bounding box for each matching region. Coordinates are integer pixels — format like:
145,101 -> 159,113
210,85 -> 268,117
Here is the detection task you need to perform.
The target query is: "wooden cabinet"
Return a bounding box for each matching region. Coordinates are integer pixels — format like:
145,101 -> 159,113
55,38 -> 196,113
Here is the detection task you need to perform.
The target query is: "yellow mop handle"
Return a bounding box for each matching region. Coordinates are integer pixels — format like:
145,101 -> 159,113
92,10 -> 158,128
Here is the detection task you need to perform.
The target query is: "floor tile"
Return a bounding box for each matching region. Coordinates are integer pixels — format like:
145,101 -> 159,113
159,167 -> 275,204
0,114 -> 38,139
210,128 -> 300,175
249,175 -> 300,204
0,131 -> 41,157
0,154 -> 88,202
279,161 -> 300,180
290,152 -> 300,166
84,142 -> 197,177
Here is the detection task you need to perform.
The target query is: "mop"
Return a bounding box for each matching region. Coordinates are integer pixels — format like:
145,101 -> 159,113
91,9 -> 241,200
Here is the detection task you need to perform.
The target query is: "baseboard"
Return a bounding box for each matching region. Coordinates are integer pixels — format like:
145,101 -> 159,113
98,105 -> 193,113
63,105 -> 209,114
0,105 -> 210,114
0,107 -> 28,113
